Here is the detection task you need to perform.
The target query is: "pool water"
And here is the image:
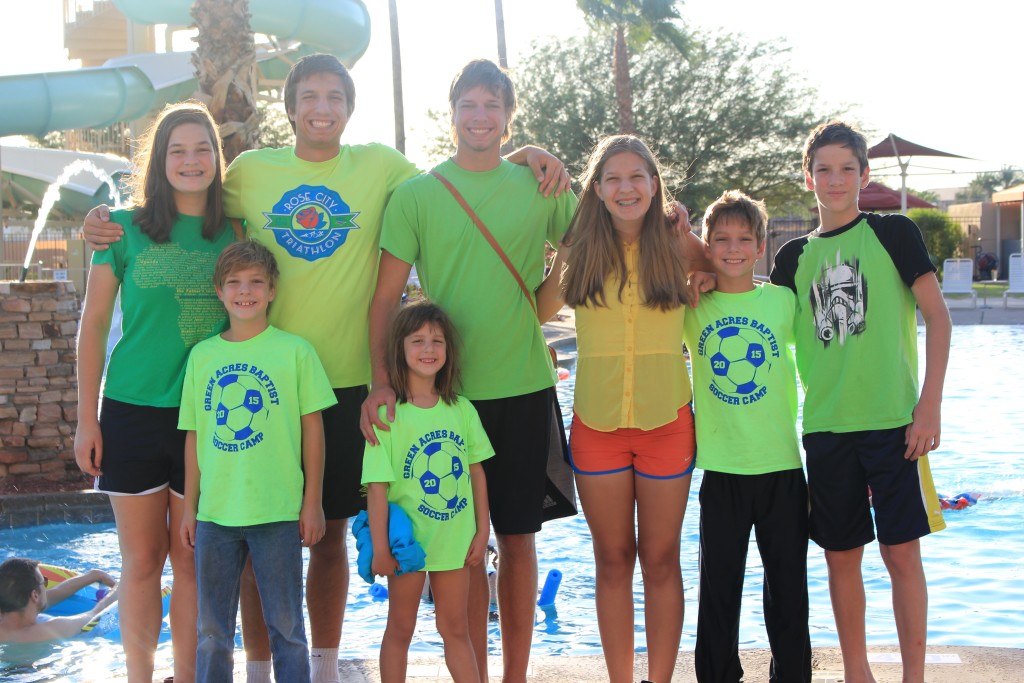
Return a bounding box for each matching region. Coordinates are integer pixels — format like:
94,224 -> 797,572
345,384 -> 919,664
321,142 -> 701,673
1,326 -> 1022,680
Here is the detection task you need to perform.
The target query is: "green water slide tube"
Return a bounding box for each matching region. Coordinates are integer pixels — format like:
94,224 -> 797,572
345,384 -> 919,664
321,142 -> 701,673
0,0 -> 370,138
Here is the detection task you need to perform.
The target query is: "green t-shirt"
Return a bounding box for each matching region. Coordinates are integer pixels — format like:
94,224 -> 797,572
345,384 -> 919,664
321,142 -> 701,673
92,209 -> 233,407
682,283 -> 801,474
179,326 -> 337,526
224,144 -> 420,388
362,397 -> 494,571
770,214 -> 931,433
380,159 -> 578,399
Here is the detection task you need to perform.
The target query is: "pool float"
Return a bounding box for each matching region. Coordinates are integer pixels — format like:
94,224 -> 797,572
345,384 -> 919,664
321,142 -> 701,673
38,564 -> 170,639
537,568 -> 562,607
938,492 -> 980,511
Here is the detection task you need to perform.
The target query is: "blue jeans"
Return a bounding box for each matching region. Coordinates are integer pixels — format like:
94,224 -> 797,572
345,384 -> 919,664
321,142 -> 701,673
194,520 -> 310,683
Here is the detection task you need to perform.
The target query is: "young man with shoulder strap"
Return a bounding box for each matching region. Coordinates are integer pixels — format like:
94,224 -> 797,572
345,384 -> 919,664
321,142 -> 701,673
362,59 -> 577,683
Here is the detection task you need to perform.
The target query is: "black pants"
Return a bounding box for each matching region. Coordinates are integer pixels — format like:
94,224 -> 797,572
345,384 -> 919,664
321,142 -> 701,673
695,469 -> 812,683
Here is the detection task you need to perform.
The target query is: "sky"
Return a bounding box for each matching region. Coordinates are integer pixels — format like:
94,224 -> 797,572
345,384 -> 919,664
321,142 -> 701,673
1,0 -> 1022,192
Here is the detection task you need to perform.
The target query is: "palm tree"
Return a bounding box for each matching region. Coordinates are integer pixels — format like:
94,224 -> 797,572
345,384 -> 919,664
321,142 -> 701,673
190,0 -> 260,163
388,0 -> 406,153
576,0 -> 688,134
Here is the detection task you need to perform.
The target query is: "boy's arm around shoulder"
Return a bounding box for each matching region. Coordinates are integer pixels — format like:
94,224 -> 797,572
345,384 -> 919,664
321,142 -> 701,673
905,272 -> 951,461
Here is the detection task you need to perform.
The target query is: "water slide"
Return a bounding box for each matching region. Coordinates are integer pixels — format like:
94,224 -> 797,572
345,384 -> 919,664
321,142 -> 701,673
0,0 -> 370,212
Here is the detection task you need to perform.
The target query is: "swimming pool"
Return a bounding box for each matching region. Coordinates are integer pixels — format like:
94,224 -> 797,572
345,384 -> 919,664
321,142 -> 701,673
1,325 -> 1022,680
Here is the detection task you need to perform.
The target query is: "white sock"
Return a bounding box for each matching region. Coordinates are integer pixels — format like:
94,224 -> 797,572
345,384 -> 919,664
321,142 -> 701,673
310,647 -> 340,683
245,659 -> 272,683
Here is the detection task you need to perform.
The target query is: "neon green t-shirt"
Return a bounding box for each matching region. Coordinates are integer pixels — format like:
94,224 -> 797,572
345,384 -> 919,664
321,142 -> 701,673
92,209 -> 233,407
380,159 -> 578,399
362,397 -> 494,571
683,283 -> 801,474
179,326 -> 338,526
771,215 -> 929,433
224,144 -> 420,388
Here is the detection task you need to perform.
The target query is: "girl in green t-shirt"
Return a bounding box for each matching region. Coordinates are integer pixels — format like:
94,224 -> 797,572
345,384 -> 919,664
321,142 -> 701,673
74,101 -> 232,683
362,302 -> 493,683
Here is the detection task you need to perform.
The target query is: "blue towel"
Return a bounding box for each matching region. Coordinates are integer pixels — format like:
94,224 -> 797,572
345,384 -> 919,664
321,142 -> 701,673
351,503 -> 427,584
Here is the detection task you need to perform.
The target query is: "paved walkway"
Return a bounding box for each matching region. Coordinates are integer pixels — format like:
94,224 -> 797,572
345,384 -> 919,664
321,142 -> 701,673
212,645 -> 1024,682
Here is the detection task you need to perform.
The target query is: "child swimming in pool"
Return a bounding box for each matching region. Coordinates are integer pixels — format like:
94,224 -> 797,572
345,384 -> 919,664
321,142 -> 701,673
361,302 -> 493,683
0,558 -> 119,643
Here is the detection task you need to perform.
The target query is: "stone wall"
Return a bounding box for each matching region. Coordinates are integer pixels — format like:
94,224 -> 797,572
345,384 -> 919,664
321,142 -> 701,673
0,281 -> 81,484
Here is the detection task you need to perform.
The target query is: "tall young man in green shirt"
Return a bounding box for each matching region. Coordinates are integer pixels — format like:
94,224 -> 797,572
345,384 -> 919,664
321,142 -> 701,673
362,60 -> 577,683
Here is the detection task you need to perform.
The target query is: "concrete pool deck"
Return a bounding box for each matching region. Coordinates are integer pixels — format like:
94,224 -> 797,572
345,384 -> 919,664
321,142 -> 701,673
217,645 -> 1024,682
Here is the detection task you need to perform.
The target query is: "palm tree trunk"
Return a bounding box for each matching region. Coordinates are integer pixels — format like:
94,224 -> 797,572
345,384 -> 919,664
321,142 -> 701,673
191,0 -> 260,163
613,23 -> 635,134
388,0 -> 406,154
494,0 -> 509,68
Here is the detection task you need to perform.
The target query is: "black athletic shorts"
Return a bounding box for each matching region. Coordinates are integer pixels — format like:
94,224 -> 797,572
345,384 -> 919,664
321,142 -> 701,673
96,397 -> 186,496
472,388 -> 561,535
321,385 -> 370,520
803,427 -> 945,550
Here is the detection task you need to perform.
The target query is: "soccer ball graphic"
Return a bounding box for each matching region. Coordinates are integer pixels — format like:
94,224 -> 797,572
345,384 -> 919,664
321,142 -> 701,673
214,373 -> 269,441
412,441 -> 466,512
709,326 -> 768,395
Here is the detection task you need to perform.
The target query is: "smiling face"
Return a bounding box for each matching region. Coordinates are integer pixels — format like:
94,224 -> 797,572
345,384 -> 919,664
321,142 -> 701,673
164,122 -> 216,213
403,322 -> 447,385
288,71 -> 350,160
216,266 -> 275,325
594,151 -> 659,240
806,143 -> 869,230
452,85 -> 508,157
705,217 -> 765,291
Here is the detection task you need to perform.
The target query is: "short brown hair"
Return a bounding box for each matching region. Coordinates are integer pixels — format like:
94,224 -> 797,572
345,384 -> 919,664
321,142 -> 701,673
448,59 -> 516,145
213,240 -> 280,291
284,53 -> 356,132
702,190 -> 769,246
386,302 -> 461,406
803,119 -> 869,177
0,558 -> 41,613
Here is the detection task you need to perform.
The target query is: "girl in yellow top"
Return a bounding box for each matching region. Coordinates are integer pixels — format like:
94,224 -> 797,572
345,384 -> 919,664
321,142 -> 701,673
539,135 -> 708,683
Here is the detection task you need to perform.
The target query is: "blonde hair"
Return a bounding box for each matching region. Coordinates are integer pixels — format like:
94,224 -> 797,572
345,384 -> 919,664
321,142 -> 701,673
561,135 -> 688,311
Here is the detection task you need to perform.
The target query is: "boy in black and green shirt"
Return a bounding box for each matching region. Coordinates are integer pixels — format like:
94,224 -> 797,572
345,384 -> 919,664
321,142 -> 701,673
770,120 -> 951,683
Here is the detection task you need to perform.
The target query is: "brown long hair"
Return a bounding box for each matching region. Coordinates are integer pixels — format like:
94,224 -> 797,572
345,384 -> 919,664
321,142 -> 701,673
129,101 -> 227,243
386,302 -> 462,406
561,135 -> 688,311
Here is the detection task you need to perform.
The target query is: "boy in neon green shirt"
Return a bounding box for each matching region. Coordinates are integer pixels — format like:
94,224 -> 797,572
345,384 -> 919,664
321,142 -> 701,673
683,190 -> 810,682
179,241 -> 337,682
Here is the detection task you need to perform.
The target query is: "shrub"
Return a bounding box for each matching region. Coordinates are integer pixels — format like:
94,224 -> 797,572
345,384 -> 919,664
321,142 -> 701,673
907,208 -> 963,269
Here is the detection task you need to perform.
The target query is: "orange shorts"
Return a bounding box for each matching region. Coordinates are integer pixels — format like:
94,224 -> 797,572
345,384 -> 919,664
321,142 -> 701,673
569,404 -> 696,479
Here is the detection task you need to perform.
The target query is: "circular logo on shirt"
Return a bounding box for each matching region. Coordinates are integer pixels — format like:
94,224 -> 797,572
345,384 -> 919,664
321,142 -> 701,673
410,438 -> 468,521
709,325 -> 769,397
261,184 -> 360,261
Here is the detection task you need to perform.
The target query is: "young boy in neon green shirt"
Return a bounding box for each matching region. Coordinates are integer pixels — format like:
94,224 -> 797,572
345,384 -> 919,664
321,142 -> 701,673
683,190 -> 810,682
179,240 -> 337,682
